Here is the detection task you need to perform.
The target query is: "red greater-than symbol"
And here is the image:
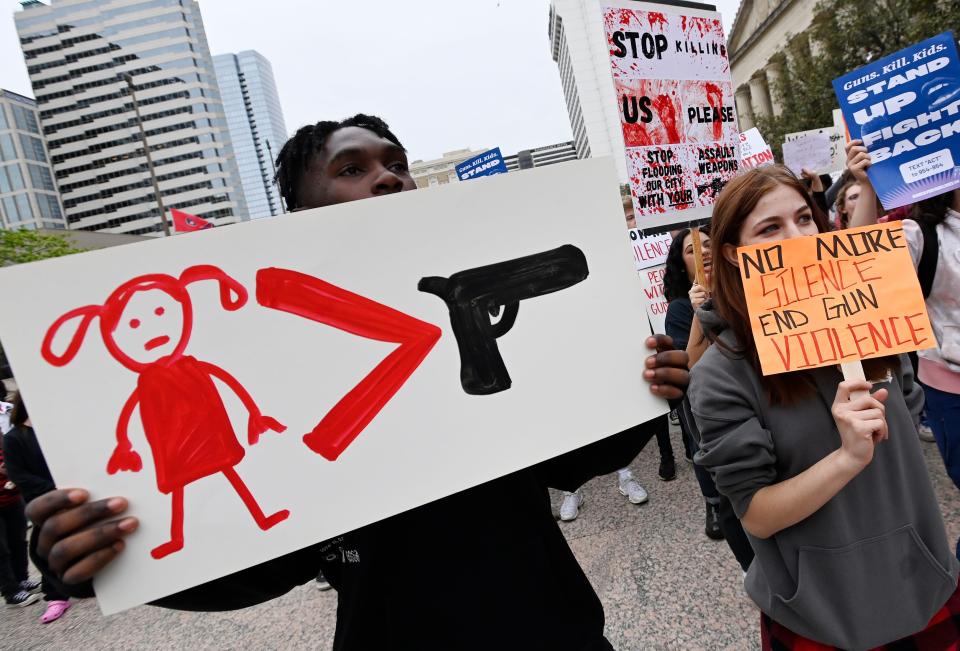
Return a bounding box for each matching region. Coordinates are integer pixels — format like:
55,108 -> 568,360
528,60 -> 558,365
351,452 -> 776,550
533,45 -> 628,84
256,268 -> 442,461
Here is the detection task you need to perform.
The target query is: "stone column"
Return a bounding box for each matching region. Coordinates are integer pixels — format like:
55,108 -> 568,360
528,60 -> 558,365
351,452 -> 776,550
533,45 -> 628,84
748,74 -> 773,119
735,86 -> 755,131
765,60 -> 785,116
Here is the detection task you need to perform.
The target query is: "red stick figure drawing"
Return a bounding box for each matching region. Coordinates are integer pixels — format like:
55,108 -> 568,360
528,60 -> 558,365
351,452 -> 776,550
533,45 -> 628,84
41,265 -> 289,559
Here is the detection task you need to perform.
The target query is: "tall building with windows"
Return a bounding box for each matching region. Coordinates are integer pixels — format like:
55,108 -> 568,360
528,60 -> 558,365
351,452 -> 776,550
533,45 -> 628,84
548,0 -> 631,181
14,0 -> 247,235
0,89 -> 67,230
213,50 -> 287,219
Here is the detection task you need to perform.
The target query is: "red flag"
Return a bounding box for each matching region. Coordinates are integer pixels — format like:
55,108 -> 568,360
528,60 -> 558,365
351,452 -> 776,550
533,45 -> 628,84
170,208 -> 214,232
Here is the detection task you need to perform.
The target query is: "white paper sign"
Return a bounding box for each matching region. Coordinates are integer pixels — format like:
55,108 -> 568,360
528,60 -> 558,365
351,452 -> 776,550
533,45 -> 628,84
782,132 -> 834,176
0,158 -> 667,614
638,265 -> 669,334
628,230 -> 672,270
784,126 -> 845,173
739,127 -> 774,169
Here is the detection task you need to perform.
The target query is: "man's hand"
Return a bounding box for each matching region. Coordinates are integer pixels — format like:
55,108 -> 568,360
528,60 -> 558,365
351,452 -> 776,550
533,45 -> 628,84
643,334 -> 689,400
26,489 -> 138,585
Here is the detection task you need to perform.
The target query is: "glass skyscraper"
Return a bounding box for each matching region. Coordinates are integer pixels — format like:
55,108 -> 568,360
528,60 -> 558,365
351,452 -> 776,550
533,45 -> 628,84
213,50 -> 287,219
15,0 -> 247,234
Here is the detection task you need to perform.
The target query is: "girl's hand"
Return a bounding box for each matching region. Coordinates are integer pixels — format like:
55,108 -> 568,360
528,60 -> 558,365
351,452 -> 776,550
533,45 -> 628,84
832,380 -> 888,470
845,139 -> 872,184
688,283 -> 709,310
248,414 -> 286,445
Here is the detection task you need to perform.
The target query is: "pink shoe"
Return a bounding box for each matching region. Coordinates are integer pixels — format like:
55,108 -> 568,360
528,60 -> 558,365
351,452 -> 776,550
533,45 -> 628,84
40,600 -> 70,623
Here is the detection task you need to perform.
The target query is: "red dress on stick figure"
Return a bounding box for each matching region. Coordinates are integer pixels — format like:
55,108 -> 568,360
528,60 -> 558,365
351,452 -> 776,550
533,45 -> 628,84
41,265 -> 289,559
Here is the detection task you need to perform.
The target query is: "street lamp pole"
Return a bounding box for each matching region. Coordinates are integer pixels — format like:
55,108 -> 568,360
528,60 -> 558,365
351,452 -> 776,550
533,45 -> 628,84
264,138 -> 285,214
124,73 -> 171,236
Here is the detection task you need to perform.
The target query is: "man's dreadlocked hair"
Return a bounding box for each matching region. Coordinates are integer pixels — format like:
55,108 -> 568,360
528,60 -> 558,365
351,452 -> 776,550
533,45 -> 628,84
274,114 -> 405,211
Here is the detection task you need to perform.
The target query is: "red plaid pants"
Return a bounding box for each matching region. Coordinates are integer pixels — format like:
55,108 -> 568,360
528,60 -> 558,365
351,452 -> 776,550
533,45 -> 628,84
761,581 -> 960,650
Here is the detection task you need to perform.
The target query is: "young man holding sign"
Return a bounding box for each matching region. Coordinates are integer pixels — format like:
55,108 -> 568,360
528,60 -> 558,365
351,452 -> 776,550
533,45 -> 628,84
688,165 -> 958,649
24,115 -> 690,650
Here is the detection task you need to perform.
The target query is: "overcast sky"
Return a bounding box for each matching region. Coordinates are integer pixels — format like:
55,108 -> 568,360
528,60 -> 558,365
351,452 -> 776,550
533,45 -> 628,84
0,0 -> 742,162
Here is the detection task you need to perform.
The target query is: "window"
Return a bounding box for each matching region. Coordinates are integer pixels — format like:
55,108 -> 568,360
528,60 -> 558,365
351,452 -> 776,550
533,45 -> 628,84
27,164 -> 54,191
1,194 -> 30,222
11,105 -> 40,134
0,134 -> 15,161
36,193 -> 62,220
0,106 -> 7,130
0,164 -> 25,193
14,193 -> 31,222
19,134 -> 46,162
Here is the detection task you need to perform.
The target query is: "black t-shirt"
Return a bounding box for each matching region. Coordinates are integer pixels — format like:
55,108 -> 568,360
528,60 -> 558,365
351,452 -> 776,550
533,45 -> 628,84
664,297 -> 694,353
35,420 -> 665,650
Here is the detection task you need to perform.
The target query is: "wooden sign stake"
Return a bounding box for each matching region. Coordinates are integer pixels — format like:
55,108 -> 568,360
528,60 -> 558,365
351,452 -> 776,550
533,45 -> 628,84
691,226 -> 707,288
840,361 -> 869,400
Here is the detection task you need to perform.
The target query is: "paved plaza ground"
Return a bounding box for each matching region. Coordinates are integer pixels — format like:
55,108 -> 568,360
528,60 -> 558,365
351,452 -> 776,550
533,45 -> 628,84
4,424 -> 958,650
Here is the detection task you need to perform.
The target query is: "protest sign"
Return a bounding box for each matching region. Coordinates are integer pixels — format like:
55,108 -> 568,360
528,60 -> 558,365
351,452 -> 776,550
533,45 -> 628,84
638,265 -> 669,333
782,132 -> 835,175
833,108 -> 849,143
738,222 -> 934,376
739,127 -> 774,169
784,126 -> 845,172
602,1 -> 740,229
0,158 -> 667,614
833,31 -> 960,209
456,147 -> 508,181
628,229 -> 672,269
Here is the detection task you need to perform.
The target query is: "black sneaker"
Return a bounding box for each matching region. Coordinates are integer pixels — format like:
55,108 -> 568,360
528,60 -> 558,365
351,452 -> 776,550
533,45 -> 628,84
658,457 -> 676,481
705,500 -> 723,540
6,590 -> 40,607
20,579 -> 41,594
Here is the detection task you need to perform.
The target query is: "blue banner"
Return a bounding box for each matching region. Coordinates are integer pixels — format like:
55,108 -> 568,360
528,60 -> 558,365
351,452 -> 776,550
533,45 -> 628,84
833,32 -> 960,209
456,147 -> 508,181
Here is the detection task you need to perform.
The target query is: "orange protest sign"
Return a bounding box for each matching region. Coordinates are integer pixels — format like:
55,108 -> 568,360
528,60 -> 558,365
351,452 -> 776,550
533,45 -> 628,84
739,222 -> 935,376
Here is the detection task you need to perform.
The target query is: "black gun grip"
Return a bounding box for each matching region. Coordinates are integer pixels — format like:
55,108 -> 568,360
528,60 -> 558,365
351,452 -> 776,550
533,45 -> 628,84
419,244 -> 589,395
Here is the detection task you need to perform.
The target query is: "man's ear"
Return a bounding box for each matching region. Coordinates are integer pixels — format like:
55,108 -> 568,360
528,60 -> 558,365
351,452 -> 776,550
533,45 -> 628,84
722,243 -> 739,267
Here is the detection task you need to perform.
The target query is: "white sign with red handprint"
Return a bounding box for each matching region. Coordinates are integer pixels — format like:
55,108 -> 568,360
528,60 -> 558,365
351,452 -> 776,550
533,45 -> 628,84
603,1 -> 741,227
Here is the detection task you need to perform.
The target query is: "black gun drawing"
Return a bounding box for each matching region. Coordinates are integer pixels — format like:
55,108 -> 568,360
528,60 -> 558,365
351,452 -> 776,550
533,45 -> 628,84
697,177 -> 728,198
418,244 -> 589,395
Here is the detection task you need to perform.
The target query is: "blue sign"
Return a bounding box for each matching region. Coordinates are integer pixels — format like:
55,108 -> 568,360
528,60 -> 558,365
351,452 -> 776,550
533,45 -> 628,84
456,147 -> 508,181
833,32 -> 960,209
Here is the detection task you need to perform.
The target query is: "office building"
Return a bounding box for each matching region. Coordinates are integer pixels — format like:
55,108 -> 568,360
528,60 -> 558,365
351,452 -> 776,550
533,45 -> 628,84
15,0 -> 247,234
0,88 -> 67,230
548,0 -> 629,181
213,50 -> 287,219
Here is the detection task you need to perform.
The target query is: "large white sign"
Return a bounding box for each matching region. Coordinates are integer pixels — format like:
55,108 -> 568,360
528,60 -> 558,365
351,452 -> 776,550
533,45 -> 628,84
603,0 -> 740,229
0,158 -> 667,614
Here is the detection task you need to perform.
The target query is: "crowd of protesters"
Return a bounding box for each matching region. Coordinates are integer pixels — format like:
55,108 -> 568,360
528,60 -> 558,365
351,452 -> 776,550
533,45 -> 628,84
0,106 -> 957,650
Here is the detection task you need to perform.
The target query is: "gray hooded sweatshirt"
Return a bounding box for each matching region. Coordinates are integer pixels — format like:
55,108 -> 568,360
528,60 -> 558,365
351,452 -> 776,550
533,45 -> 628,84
690,306 -> 958,650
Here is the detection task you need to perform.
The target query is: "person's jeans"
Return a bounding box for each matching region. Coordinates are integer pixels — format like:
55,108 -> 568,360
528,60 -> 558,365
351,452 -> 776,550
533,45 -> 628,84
924,384 -> 960,558
0,500 -> 28,599
681,421 -> 755,571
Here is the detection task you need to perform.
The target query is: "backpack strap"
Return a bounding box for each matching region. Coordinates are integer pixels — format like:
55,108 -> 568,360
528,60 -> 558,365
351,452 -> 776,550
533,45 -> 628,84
916,220 -> 939,298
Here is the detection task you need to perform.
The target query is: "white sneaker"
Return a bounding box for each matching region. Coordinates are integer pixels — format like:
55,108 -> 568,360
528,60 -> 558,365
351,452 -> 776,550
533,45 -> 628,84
618,477 -> 649,504
559,490 -> 583,521
918,423 -> 935,442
